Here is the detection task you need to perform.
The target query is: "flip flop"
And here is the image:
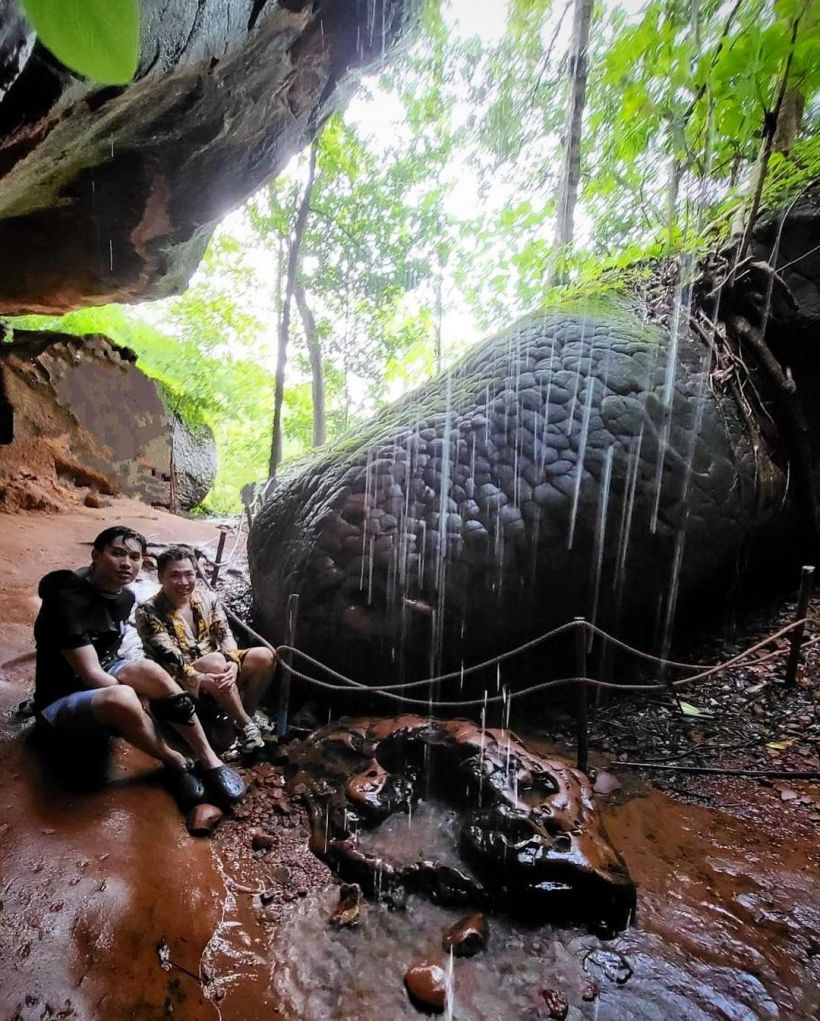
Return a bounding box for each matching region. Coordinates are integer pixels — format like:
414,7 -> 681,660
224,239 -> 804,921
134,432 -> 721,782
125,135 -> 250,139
201,764 -> 246,806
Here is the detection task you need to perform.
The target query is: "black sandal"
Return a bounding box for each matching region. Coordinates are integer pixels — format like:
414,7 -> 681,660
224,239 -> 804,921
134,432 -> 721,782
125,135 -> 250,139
164,766 -> 205,811
201,764 -> 246,806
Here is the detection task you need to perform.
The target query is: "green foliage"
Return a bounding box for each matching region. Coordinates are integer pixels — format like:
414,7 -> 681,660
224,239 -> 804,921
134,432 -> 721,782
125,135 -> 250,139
21,0 -> 140,84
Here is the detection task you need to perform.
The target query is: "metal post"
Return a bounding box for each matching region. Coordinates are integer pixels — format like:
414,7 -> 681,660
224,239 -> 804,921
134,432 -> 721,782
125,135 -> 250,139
785,565 -> 814,688
575,616 -> 589,773
277,593 -> 299,737
210,526 -> 228,585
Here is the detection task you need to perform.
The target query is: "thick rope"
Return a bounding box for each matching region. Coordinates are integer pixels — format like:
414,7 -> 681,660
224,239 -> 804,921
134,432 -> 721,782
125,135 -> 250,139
273,616 -> 811,704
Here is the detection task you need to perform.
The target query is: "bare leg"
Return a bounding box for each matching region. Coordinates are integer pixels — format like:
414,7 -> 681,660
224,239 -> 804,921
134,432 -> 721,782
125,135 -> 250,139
89,687 -> 187,770
237,647 -> 277,716
117,660 -> 222,769
192,652 -> 252,729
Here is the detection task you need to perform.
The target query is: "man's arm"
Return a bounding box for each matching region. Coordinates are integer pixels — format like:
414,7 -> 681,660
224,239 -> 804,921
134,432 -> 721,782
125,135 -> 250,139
135,604 -> 197,687
62,645 -> 119,689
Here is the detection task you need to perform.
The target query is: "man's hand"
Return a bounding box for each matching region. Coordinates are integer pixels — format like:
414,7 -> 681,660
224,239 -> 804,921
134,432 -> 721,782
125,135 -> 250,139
198,661 -> 238,695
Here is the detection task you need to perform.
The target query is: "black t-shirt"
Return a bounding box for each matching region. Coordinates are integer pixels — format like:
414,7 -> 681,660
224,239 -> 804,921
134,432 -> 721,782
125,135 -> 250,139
33,568 -> 135,710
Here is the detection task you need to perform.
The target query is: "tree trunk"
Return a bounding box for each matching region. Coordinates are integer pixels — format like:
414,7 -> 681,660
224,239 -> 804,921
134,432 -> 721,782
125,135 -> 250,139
550,0 -> 594,285
733,10 -> 804,269
269,142 -> 318,477
294,279 -> 326,447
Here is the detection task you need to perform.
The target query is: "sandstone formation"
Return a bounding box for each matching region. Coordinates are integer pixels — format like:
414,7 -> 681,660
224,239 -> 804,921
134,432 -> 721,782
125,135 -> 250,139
0,329 -> 215,509
0,0 -> 420,314
286,716 -> 636,932
249,195 -> 820,677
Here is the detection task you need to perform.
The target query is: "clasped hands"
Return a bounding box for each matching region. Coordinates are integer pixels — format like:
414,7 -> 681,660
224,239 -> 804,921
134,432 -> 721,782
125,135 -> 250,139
196,659 -> 238,695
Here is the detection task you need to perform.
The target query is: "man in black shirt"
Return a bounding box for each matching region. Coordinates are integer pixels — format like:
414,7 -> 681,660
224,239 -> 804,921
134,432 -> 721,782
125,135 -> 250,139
34,526 -> 245,810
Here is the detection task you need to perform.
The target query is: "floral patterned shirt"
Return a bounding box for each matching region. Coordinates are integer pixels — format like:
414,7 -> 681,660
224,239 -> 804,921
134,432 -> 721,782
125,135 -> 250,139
136,586 -> 240,688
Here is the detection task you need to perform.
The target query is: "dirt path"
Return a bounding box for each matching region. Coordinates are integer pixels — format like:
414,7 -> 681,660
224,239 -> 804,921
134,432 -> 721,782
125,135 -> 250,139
0,500 -> 225,1021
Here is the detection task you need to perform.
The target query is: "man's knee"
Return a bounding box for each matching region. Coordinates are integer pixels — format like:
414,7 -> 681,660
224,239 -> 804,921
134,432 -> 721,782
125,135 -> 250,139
119,659 -> 176,692
149,692 -> 197,725
193,652 -> 228,674
92,686 -> 144,727
244,647 -> 276,674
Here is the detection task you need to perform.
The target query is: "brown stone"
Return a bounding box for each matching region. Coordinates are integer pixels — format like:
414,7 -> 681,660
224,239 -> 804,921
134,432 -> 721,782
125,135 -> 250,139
581,980 -> 599,1001
329,883 -> 362,928
593,770 -> 622,795
539,988 -> 568,1020
442,913 -> 488,957
404,961 -> 447,1013
185,803 -> 223,837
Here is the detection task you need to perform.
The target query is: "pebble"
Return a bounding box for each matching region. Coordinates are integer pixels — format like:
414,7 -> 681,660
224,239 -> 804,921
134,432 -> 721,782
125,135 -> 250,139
539,987 -> 568,1019
593,771 -> 622,795
186,803 -> 224,837
404,961 -> 447,1013
442,913 -> 488,957
581,980 -> 599,1001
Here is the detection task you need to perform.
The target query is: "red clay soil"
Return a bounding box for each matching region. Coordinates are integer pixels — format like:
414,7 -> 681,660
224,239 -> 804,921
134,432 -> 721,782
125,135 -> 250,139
0,499 -> 225,1021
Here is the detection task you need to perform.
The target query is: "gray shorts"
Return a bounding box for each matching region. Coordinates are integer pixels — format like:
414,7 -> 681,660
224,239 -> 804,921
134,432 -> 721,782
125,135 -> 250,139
39,659 -> 132,732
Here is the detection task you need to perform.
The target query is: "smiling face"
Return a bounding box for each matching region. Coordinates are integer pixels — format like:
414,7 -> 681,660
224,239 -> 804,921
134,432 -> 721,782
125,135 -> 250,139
158,555 -> 198,607
91,535 -> 144,592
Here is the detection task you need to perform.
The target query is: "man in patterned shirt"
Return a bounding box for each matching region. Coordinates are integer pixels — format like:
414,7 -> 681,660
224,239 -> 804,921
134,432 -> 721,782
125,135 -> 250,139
136,546 -> 277,755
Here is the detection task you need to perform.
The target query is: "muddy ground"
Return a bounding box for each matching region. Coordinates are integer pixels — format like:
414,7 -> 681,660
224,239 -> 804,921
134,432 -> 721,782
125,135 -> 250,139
0,499 -> 818,1020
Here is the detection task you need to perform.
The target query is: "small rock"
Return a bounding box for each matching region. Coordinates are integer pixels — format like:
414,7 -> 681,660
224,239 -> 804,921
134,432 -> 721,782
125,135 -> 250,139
251,829 -> 275,851
186,803 -> 223,837
442,913 -> 488,957
539,987 -> 568,1020
330,883 -> 362,928
780,789 -> 799,802
581,980 -> 598,1001
270,866 -> 291,885
84,491 -> 112,508
593,771 -> 622,795
404,961 -> 446,1013
584,947 -> 633,985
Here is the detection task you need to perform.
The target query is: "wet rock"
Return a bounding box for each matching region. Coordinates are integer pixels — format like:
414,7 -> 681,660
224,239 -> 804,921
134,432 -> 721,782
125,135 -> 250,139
584,947 -> 633,985
539,987 -> 568,1020
83,491 -> 112,509
581,980 -> 599,1001
185,803 -> 223,837
442,913 -> 488,957
329,882 -> 362,928
404,961 -> 447,1014
270,866 -> 291,885
251,829 -> 275,851
593,771 -> 622,795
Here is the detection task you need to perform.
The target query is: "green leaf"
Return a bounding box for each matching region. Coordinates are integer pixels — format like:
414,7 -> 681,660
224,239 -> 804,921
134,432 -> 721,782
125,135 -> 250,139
21,0 -> 140,85
680,701 -> 706,717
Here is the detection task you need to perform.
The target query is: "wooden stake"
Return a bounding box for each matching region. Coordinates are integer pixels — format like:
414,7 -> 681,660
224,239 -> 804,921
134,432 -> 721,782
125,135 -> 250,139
785,565 -> 814,687
210,527 -> 228,586
575,616 -> 589,773
277,593 -> 299,737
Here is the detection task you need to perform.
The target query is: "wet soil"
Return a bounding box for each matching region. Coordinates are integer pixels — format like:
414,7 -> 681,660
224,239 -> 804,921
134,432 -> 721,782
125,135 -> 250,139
203,735 -> 819,1021
0,499 -> 226,1021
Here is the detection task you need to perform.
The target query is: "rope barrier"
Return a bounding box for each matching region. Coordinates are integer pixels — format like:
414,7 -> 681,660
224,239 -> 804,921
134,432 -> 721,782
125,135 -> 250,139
271,615 -> 811,706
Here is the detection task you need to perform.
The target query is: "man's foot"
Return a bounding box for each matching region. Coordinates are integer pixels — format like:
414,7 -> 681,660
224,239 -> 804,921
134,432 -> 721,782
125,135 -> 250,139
222,719 -> 265,762
163,765 -> 205,811
200,763 -> 246,806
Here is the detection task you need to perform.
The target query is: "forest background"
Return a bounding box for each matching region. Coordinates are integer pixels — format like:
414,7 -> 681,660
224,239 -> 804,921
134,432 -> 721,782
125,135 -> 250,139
5,0 -> 819,513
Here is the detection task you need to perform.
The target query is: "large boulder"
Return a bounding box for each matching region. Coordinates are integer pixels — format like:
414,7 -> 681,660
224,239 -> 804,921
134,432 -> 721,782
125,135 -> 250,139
0,0 -> 419,314
0,329 -> 215,509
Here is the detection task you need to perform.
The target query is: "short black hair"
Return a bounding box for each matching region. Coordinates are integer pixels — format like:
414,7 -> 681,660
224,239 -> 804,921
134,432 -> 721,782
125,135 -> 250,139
157,545 -> 197,576
93,526 -> 147,553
